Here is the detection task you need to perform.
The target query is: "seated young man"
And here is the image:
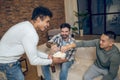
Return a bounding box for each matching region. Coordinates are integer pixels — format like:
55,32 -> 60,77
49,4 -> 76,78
41,23 -> 76,80
75,31 -> 120,80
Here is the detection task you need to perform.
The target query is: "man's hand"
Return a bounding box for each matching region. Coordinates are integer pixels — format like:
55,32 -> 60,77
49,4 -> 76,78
46,42 -> 56,48
61,43 -> 76,52
48,54 -> 52,59
52,57 -> 67,64
60,46 -> 68,53
51,45 -> 60,52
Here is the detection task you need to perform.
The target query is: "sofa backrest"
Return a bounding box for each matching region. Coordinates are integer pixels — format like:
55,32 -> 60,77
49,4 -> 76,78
75,43 -> 120,61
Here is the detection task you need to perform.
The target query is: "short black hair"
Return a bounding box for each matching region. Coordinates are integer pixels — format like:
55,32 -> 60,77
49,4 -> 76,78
60,23 -> 71,31
104,31 -> 116,40
31,6 -> 53,20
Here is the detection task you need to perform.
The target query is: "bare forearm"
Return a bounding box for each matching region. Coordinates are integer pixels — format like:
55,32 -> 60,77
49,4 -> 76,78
67,43 -> 76,49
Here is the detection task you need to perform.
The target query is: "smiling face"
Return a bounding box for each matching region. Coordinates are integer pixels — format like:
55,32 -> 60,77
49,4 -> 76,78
60,27 -> 70,40
35,16 -> 51,31
99,34 -> 114,51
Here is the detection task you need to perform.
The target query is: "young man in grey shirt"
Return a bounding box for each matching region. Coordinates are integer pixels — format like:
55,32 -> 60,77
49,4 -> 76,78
76,31 -> 120,80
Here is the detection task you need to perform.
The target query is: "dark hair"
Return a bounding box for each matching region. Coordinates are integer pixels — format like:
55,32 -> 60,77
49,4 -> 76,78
31,6 -> 53,20
104,31 -> 116,40
60,23 -> 71,31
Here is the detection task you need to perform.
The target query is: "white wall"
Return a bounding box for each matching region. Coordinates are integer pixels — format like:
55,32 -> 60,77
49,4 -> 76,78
64,0 -> 78,26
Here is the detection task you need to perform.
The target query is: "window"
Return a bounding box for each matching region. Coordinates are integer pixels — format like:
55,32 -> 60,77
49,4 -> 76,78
77,0 -> 120,35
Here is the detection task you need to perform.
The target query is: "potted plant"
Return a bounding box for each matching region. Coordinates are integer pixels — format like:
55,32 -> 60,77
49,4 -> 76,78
71,21 -> 79,36
73,11 -> 89,36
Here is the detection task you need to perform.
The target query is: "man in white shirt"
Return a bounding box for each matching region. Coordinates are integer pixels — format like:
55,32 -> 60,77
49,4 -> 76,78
0,6 -> 66,80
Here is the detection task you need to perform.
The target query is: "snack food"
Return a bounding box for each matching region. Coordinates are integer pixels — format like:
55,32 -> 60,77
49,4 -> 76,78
53,51 -> 66,59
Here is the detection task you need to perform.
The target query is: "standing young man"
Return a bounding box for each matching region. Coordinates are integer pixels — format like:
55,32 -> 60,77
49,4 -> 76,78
41,23 -> 76,80
76,31 -> 120,80
0,6 -> 62,80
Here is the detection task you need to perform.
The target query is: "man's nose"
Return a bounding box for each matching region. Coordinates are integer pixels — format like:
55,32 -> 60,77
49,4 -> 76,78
47,23 -> 50,27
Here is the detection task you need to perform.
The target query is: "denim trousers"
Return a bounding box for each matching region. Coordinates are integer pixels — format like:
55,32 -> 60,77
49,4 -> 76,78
41,60 -> 74,80
0,61 -> 24,80
83,64 -> 119,80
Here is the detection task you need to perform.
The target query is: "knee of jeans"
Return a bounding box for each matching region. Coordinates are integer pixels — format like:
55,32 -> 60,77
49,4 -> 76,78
62,63 -> 72,70
41,65 -> 49,70
83,73 -> 90,80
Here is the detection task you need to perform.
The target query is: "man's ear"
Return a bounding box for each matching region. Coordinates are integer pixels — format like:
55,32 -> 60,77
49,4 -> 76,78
38,16 -> 45,21
35,17 -> 42,25
109,40 -> 114,47
36,17 -> 41,21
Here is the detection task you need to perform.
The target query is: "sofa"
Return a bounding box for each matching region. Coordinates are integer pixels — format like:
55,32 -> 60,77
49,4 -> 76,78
37,42 -> 120,80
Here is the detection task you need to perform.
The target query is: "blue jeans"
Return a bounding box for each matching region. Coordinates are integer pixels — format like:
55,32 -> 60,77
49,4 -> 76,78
41,60 -> 74,80
0,61 -> 24,80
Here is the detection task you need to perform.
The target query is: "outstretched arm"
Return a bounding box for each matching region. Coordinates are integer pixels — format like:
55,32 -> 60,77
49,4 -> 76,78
60,43 -> 76,52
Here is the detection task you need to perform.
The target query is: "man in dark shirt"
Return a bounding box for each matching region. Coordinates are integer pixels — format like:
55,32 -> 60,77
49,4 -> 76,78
76,31 -> 120,80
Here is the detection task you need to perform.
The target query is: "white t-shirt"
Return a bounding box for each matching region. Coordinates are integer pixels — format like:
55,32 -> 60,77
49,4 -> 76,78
0,21 -> 52,65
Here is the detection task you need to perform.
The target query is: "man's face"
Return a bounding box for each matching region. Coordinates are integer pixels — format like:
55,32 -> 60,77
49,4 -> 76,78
99,34 -> 113,50
36,16 -> 50,31
60,27 -> 70,40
